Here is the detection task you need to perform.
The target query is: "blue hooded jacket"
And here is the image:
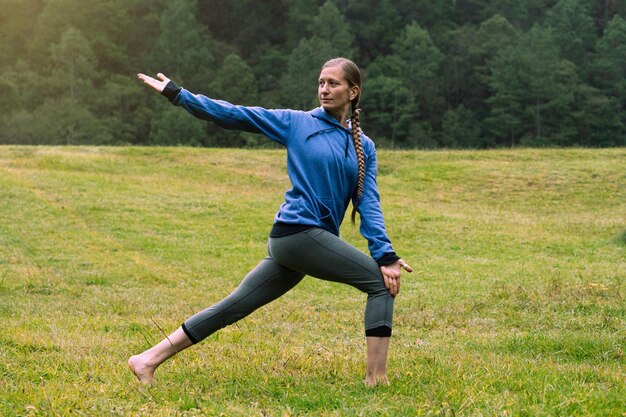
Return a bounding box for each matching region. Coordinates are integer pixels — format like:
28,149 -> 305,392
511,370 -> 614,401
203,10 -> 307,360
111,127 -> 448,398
164,84 -> 397,264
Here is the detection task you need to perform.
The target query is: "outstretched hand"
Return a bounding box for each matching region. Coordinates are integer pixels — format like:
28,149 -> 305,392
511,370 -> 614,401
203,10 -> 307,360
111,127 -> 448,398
137,72 -> 171,93
380,259 -> 413,297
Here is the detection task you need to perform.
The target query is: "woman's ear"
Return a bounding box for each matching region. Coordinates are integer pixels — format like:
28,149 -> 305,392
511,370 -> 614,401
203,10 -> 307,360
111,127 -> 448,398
349,85 -> 360,101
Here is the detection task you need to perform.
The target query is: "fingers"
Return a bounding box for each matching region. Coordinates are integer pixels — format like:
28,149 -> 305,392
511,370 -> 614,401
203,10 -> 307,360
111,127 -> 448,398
137,72 -> 168,93
136,73 -> 167,80
388,276 -> 400,297
383,273 -> 400,297
398,259 -> 413,273
137,73 -> 155,86
380,261 -> 410,297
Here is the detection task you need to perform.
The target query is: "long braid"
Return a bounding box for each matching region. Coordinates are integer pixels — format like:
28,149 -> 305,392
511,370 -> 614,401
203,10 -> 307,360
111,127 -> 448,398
321,57 -> 365,225
350,106 -> 365,224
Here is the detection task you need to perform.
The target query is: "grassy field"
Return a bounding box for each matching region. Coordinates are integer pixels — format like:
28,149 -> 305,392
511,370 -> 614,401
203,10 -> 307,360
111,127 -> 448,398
0,146 -> 624,417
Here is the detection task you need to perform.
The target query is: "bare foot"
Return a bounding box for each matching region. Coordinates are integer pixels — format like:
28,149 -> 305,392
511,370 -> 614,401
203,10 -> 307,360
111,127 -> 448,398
128,355 -> 155,384
365,374 -> 390,387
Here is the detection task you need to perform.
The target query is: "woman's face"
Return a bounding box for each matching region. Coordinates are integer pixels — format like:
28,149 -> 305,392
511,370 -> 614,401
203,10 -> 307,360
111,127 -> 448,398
318,65 -> 359,117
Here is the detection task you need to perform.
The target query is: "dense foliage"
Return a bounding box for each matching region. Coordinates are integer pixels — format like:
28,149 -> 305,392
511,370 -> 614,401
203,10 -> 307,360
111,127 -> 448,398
1,0 -> 624,147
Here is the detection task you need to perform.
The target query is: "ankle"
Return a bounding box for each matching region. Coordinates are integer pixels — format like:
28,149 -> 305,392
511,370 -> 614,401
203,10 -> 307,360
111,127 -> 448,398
130,350 -> 156,369
366,368 -> 387,378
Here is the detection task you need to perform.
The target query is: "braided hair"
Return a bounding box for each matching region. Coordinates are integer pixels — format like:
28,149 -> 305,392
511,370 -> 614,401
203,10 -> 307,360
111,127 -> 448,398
321,58 -> 365,224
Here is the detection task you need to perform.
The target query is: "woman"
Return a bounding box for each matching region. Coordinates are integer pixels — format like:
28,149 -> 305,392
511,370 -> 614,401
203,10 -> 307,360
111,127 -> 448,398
128,58 -> 412,387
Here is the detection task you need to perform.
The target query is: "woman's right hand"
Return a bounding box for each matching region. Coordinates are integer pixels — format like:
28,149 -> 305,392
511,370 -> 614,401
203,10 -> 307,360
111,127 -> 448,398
137,72 -> 171,93
380,259 -> 413,297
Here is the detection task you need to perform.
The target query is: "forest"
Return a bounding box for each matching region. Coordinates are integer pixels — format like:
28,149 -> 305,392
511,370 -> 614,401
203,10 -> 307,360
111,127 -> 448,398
0,0 -> 624,148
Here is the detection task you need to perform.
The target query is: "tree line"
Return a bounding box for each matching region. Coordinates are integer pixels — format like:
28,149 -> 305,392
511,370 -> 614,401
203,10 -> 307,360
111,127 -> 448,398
0,0 -> 624,148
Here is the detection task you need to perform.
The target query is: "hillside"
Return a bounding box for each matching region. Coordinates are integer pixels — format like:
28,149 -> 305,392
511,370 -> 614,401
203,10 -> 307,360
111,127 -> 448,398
0,146 -> 624,416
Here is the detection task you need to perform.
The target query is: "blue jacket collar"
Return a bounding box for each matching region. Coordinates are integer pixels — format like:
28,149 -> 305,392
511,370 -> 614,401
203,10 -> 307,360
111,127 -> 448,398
309,107 -> 351,132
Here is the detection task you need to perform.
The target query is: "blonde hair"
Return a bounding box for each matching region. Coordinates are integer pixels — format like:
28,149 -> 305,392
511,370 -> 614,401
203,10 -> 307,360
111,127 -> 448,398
321,58 -> 364,224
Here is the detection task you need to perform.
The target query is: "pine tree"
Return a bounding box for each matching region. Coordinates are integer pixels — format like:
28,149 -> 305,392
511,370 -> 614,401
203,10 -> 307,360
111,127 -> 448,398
282,0 -> 355,110
590,14 -> 626,145
441,105 -> 482,147
486,25 -> 582,145
149,106 -> 207,147
391,22 -> 443,146
155,0 -> 216,91
209,54 -> 259,104
345,0 -> 402,65
361,75 -> 413,147
208,54 -> 262,146
50,27 -> 98,101
0,0 -> 43,69
544,0 -> 596,74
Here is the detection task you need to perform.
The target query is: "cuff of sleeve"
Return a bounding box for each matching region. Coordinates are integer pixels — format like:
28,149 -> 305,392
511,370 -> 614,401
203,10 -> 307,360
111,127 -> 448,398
376,252 -> 400,267
161,80 -> 181,102
181,322 -> 199,344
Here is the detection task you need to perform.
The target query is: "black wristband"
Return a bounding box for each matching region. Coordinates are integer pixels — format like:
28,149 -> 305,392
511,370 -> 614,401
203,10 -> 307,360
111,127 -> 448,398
161,80 -> 181,102
376,252 -> 400,267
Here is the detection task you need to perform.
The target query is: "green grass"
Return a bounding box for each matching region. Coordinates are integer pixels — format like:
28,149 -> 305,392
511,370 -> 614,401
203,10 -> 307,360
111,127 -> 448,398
0,146 -> 624,416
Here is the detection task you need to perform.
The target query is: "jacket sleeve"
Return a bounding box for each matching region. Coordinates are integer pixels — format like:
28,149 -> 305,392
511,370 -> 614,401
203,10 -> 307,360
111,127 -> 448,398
355,140 -> 399,265
164,83 -> 292,146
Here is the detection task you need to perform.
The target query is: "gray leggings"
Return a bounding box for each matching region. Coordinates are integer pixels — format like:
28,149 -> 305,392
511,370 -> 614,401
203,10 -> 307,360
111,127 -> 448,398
182,227 -> 393,343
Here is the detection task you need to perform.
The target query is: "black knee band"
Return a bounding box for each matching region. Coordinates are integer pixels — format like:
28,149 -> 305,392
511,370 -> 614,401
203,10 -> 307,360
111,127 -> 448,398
365,325 -> 392,337
181,322 -> 199,344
